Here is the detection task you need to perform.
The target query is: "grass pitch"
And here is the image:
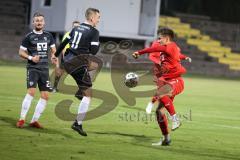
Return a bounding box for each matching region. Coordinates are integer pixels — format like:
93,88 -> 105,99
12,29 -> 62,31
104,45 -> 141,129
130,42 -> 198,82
0,64 -> 240,160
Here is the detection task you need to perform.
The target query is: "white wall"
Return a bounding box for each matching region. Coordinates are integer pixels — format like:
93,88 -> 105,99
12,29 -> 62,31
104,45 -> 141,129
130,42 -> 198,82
65,0 -> 143,37
31,0 -> 160,40
31,0 -> 66,32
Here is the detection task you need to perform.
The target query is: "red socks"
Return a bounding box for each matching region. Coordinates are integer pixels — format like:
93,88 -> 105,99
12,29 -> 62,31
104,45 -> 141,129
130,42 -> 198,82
160,96 -> 176,116
156,109 -> 169,135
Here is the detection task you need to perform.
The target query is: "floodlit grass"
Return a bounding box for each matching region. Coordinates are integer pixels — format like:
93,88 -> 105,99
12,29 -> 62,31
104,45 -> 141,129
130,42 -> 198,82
0,64 -> 240,160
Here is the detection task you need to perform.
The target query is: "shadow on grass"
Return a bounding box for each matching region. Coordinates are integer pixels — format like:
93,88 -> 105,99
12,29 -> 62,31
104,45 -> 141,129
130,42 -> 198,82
129,139 -> 240,160
91,131 -> 154,142
0,116 -> 73,139
119,105 -> 145,112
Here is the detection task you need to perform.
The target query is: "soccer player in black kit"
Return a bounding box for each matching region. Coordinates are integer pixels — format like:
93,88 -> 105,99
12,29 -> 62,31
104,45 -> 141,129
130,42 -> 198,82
53,8 -> 100,136
16,12 -> 57,128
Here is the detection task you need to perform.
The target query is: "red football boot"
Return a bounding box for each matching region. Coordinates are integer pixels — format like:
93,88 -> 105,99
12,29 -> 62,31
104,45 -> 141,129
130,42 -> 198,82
16,119 -> 25,128
29,121 -> 43,129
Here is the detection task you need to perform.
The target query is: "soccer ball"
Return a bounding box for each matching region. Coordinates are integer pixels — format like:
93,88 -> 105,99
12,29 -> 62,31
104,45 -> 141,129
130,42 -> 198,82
124,72 -> 139,88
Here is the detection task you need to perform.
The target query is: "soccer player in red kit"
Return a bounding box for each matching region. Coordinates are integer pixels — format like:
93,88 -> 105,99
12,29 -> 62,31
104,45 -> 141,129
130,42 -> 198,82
133,27 -> 191,146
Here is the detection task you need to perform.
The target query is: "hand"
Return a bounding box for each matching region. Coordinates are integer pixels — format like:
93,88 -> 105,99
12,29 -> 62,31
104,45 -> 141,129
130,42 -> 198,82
32,55 -> 40,63
132,52 -> 139,59
185,57 -> 192,63
51,55 -> 58,65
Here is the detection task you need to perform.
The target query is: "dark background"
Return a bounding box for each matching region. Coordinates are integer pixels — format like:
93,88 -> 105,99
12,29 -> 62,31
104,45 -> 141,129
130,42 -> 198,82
160,0 -> 240,23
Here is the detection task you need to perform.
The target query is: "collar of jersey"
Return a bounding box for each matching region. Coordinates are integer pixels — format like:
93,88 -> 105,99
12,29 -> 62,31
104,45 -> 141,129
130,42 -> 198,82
33,29 -> 43,34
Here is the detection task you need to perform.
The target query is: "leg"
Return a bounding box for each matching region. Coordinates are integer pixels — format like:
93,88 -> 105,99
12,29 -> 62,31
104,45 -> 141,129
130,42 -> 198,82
87,55 -> 103,82
29,69 -> 51,128
152,103 -> 171,146
30,91 -> 48,126
71,67 -> 92,136
17,68 -> 38,128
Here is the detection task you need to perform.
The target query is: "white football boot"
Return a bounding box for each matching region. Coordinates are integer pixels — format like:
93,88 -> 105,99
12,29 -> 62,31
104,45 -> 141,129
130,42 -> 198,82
171,114 -> 181,131
152,137 -> 171,146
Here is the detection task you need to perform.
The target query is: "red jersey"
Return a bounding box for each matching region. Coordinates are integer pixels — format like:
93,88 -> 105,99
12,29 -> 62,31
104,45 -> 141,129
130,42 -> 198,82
138,42 -> 187,79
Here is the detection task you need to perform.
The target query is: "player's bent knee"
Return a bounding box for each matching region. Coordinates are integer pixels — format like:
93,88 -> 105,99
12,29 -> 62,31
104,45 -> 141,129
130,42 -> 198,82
40,92 -> 49,101
27,88 -> 36,97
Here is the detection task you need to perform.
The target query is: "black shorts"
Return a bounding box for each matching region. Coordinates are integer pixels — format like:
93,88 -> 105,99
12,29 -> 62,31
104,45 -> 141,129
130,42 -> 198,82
71,67 -> 92,90
63,51 -> 92,90
27,68 -> 52,91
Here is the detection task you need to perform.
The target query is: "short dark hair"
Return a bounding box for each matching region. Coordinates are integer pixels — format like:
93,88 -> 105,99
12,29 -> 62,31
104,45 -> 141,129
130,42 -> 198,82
85,8 -> 100,20
158,27 -> 175,40
33,12 -> 44,18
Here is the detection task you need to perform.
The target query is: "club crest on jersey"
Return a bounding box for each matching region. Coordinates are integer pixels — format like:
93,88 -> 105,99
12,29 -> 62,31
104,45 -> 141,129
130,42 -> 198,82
44,37 -> 47,41
37,42 -> 47,51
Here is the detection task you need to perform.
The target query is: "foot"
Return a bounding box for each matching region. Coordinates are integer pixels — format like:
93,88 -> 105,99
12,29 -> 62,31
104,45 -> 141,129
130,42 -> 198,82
71,121 -> 87,136
152,138 -> 171,146
171,120 -> 181,131
16,119 -> 25,128
29,121 -> 43,129
146,102 -> 154,114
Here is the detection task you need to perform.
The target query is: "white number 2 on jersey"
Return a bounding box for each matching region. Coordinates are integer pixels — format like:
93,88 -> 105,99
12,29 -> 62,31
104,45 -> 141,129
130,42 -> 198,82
71,31 -> 82,49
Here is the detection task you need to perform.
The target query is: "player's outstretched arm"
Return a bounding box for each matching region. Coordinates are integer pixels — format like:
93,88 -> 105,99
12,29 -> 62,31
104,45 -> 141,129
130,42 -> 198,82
55,38 -> 70,57
137,45 -> 167,55
180,53 -> 192,63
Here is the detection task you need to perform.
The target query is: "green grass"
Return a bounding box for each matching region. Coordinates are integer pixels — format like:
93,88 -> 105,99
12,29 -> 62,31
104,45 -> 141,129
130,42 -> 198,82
0,64 -> 240,160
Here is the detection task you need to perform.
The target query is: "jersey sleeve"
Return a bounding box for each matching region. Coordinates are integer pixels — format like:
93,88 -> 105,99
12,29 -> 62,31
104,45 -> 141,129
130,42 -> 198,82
179,53 -> 187,60
20,35 -> 30,51
137,45 -> 167,55
90,30 -> 100,55
91,30 -> 100,46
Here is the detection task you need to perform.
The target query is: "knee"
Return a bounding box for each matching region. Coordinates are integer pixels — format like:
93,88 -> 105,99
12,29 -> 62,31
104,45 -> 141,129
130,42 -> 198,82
83,88 -> 92,97
27,90 -> 35,97
41,93 -> 49,101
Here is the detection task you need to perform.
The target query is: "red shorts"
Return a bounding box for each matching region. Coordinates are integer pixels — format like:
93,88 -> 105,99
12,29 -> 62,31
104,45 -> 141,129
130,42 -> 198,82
156,77 -> 184,96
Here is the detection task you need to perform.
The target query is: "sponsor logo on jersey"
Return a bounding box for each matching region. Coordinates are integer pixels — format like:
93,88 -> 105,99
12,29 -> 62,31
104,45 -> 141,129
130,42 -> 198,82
37,43 -> 47,51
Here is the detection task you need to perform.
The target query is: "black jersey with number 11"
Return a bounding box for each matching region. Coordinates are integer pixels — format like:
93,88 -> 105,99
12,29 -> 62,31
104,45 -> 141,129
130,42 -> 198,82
66,23 -> 100,55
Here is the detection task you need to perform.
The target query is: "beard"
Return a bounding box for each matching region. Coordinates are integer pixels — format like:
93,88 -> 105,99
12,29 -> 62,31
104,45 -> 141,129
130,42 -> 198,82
35,25 -> 43,31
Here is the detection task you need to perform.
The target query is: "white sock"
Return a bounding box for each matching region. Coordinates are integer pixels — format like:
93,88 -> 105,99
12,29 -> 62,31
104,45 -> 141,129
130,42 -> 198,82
31,98 -> 47,123
20,94 -> 33,120
77,96 -> 91,125
171,114 -> 178,122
